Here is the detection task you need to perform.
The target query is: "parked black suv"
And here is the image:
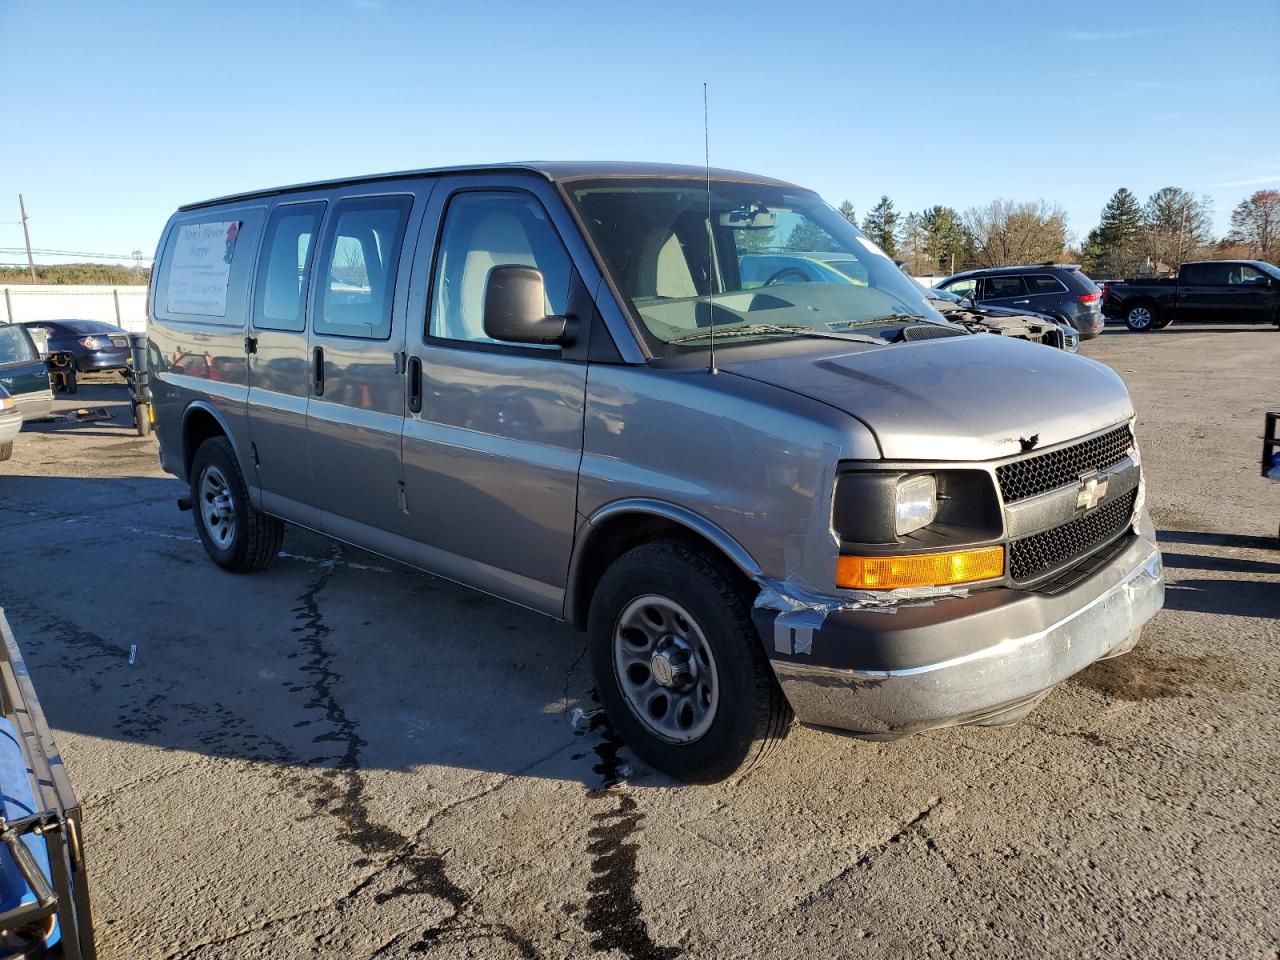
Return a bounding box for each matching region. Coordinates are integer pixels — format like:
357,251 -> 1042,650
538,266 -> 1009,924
935,264 -> 1105,339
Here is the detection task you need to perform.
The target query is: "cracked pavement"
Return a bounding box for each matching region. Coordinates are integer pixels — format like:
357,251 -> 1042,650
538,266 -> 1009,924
0,322 -> 1277,959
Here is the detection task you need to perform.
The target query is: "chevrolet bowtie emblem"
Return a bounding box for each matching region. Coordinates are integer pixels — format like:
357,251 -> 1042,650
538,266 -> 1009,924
1076,474 -> 1109,511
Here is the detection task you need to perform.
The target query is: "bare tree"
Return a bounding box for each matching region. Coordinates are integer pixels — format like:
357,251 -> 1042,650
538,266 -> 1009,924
1226,190 -> 1280,262
1143,187 -> 1213,272
961,199 -> 1068,267
896,212 -> 931,275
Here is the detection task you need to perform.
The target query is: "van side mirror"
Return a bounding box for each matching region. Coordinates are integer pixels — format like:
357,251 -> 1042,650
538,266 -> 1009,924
483,265 -> 576,346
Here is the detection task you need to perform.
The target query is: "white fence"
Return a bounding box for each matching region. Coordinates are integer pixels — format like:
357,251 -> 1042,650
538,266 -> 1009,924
1,285 -> 148,333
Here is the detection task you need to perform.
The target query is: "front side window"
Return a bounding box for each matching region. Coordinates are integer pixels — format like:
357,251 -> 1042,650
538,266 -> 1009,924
566,179 -> 941,353
942,277 -> 977,298
1229,264 -> 1266,285
254,202 -> 324,332
0,324 -> 37,365
314,195 -> 413,339
429,191 -> 572,348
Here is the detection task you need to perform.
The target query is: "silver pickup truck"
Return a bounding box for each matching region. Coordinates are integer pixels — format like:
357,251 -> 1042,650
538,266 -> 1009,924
148,162 -> 1164,782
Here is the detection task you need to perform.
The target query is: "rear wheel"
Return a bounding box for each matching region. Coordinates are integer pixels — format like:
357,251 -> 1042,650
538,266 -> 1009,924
587,540 -> 792,783
190,437 -> 283,572
1125,304 -> 1157,331
132,402 -> 152,437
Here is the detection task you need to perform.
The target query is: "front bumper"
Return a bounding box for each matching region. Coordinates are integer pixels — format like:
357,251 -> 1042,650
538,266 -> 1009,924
0,408 -> 21,445
758,532 -> 1164,736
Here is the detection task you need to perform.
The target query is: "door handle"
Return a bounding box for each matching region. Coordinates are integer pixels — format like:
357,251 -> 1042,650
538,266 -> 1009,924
313,346 -> 324,396
406,356 -> 422,414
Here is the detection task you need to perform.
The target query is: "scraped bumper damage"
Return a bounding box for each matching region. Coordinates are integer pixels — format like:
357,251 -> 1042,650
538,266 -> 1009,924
753,533 -> 1164,737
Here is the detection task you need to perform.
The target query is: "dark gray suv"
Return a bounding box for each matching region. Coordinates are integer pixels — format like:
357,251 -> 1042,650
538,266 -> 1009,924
936,264 -> 1105,339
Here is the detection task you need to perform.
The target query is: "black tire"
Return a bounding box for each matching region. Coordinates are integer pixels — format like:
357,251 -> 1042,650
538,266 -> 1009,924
132,402 -> 152,438
1125,302 -> 1158,331
587,539 -> 792,783
189,436 -> 284,572
0,441 -> 11,462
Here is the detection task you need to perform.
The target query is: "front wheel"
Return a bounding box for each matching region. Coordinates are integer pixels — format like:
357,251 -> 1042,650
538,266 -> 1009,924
190,436 -> 284,572
1126,304 -> 1157,331
0,441 -> 11,462
587,540 -> 792,783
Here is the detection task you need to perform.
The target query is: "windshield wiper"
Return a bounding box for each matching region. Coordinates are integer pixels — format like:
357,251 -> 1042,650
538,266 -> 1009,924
828,313 -> 934,328
671,323 -> 882,345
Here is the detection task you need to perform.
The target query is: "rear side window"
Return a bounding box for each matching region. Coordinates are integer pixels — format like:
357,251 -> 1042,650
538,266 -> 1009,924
985,276 -> 1028,298
429,191 -> 572,349
0,324 -> 37,365
1183,263 -> 1229,285
254,202 -> 325,332
313,195 -> 414,340
1025,274 -> 1067,294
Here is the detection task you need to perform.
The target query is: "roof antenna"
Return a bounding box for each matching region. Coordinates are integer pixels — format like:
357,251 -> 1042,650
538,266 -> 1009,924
704,82 -> 717,375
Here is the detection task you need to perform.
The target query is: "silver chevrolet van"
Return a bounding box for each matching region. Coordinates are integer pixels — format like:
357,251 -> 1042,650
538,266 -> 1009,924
149,163 -> 1164,782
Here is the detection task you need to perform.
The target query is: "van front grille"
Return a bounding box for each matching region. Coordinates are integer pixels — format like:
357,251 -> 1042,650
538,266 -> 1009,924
1009,489 -> 1137,583
996,424 -> 1133,503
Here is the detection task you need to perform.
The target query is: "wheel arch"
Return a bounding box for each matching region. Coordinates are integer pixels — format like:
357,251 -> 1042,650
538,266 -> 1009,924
565,499 -> 763,630
181,401 -> 238,482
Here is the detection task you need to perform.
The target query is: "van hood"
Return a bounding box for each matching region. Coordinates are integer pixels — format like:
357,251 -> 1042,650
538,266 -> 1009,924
720,333 -> 1133,461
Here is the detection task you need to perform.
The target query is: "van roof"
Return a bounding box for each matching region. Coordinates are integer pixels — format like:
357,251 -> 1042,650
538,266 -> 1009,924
178,161 -> 803,211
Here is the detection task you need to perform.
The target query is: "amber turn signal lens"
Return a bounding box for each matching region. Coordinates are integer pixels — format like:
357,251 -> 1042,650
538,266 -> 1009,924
837,546 -> 1005,590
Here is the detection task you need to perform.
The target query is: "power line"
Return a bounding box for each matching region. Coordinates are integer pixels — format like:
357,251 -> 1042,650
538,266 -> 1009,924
0,247 -> 153,261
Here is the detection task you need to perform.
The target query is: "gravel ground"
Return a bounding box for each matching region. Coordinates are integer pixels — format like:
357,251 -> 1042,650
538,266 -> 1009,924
0,323 -> 1277,960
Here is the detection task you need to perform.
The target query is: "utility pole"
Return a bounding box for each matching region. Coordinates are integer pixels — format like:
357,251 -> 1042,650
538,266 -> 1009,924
18,195 -> 36,282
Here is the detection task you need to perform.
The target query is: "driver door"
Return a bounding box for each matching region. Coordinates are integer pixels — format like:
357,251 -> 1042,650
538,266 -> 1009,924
399,176 -> 590,615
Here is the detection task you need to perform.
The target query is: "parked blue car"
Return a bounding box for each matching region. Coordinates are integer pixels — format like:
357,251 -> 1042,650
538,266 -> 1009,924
18,319 -> 131,373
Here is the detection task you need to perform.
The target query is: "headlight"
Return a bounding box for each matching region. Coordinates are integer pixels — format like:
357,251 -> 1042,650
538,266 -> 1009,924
0,395 -> 14,410
895,474 -> 937,536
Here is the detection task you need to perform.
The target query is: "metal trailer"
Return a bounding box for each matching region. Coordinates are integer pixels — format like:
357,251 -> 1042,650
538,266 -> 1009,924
0,611 -> 96,959
124,333 -> 152,438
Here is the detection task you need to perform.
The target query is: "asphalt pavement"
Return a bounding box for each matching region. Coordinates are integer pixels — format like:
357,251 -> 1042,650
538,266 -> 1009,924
0,324 -> 1277,959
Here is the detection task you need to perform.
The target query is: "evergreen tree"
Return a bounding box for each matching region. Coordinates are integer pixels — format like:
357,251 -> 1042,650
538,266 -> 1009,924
861,196 -> 900,257
784,220 -> 832,252
837,200 -> 857,225
1091,187 -> 1145,276
921,205 -> 967,273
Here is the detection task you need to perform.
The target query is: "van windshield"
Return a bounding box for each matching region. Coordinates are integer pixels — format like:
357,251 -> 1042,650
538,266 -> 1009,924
567,178 -> 944,353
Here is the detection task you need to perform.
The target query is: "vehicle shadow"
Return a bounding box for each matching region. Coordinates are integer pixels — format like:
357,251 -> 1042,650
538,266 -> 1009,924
1162,578 -> 1280,619
1160,552 -> 1280,575
1158,529 -> 1278,551
0,474 -> 627,788
1100,323 -> 1272,335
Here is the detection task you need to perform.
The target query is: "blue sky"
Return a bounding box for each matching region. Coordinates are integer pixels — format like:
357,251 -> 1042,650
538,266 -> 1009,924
2,0 -> 1278,266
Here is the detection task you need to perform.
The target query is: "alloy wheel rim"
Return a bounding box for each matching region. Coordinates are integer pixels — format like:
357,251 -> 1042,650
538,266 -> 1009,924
1129,307 -> 1151,329
199,465 -> 237,549
613,595 -> 719,743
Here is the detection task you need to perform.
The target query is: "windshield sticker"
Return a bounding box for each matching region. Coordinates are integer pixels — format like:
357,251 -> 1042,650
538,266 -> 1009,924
167,220 -> 241,316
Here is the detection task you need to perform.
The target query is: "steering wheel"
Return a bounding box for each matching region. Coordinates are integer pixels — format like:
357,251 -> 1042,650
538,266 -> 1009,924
762,267 -> 811,287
